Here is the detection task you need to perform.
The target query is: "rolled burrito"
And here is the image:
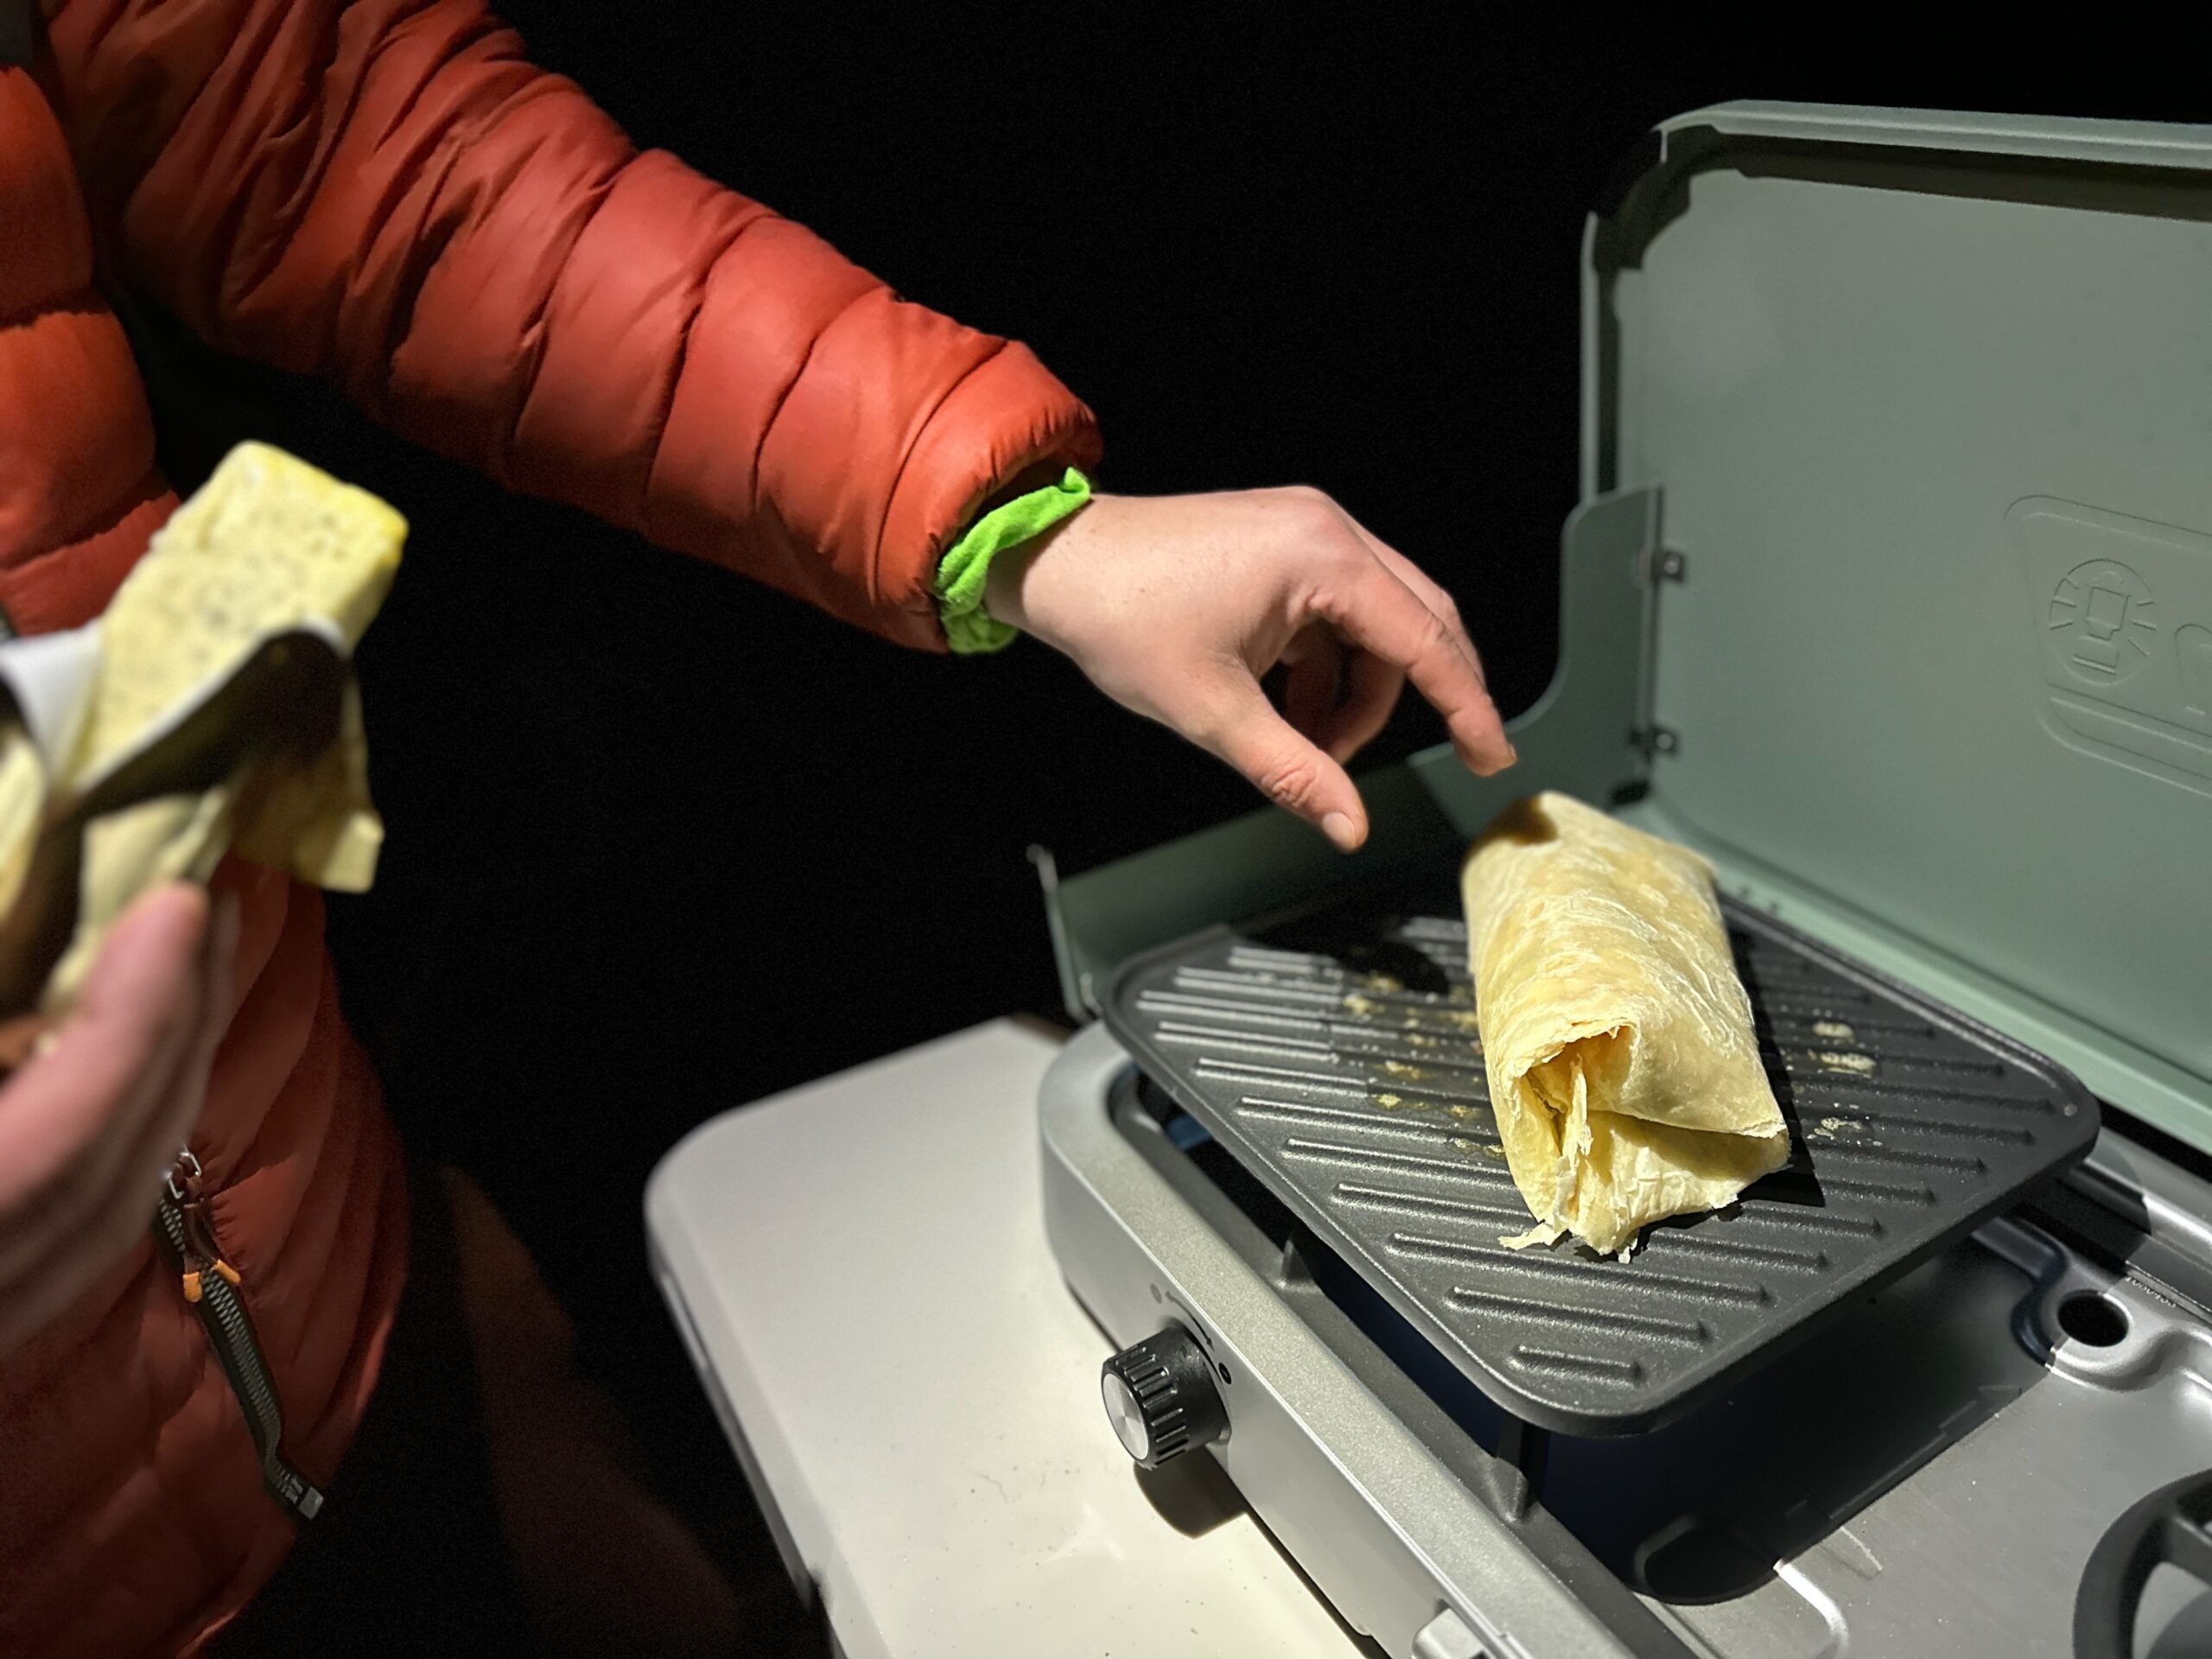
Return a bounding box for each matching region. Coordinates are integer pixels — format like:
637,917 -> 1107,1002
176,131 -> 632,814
1461,792 -> 1789,1255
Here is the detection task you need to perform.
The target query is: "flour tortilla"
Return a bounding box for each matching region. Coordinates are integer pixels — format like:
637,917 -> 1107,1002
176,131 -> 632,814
36,442 -> 404,1010
1461,792 -> 1789,1255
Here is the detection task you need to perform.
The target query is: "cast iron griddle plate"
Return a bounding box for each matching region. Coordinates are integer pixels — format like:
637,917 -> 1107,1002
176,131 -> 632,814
1105,889 -> 2101,1437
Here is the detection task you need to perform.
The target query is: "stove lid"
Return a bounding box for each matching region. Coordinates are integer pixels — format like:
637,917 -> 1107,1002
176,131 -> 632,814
1041,105 -> 2212,1157
1598,105 -> 2211,1154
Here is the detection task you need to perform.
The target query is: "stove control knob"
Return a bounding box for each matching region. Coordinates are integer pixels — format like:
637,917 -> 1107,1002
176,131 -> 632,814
1101,1326 -> 1227,1470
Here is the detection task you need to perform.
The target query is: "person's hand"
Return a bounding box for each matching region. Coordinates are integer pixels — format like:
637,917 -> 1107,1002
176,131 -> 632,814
984,487 -> 1515,849
0,884 -> 233,1359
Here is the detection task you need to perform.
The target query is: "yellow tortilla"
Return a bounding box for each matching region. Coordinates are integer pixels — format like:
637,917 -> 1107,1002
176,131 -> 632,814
1461,792 -> 1789,1255
0,727 -> 44,923
36,442 -> 404,1008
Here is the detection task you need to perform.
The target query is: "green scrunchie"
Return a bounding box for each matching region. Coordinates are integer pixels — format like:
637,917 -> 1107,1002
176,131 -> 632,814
933,467 -> 1092,654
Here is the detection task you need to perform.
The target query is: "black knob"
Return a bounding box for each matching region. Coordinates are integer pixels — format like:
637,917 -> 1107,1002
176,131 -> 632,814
1101,1326 -> 1227,1469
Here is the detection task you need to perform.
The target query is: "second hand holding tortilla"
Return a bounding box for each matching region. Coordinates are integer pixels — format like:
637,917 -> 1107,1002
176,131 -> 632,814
0,442 -> 405,1053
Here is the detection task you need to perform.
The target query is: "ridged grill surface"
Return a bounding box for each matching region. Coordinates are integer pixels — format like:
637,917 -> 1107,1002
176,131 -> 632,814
1105,897 -> 2100,1436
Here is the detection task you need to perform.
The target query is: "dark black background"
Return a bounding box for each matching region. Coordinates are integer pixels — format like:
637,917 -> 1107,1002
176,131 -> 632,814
130,10 -> 2199,1637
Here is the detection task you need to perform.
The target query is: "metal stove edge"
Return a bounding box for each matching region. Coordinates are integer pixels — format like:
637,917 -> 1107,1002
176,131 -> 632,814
1039,1021 -> 1641,1659
1042,1020 -> 2212,1659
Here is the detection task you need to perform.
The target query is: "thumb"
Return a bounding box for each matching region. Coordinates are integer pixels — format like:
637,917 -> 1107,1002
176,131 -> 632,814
1190,677 -> 1369,851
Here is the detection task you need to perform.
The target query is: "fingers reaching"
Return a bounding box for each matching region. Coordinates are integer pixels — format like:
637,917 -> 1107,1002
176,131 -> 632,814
1310,553 -> 1514,776
1018,486 -> 1518,854
1185,675 -> 1369,850
1358,534 -> 1479,671
1319,646 -> 1405,764
1277,624 -> 1344,745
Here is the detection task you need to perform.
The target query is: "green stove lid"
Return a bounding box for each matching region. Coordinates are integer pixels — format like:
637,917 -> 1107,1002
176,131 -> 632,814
1590,102 -> 2212,1151
1040,103 -> 2212,1155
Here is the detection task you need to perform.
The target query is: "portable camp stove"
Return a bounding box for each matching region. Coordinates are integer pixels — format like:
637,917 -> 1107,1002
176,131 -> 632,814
1041,930 -> 2212,1659
1038,104 -> 2212,1658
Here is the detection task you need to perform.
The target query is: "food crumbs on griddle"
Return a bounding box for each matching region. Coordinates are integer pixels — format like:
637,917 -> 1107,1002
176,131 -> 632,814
1373,1092 -> 1405,1110
1342,993 -> 1378,1017
1814,1049 -> 1876,1076
1381,1060 -> 1427,1081
1362,972 -> 1404,994
1811,1020 -> 1856,1043
1483,1144 -> 1508,1160
1446,1103 -> 1477,1120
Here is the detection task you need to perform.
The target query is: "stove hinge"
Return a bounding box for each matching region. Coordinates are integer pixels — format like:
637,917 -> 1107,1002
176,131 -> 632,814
1627,514 -> 1684,769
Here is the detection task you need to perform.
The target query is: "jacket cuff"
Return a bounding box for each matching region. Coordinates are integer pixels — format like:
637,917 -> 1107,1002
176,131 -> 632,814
933,469 -> 1091,654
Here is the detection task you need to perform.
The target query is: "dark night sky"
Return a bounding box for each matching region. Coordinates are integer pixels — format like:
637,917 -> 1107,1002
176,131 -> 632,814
122,10 -> 2201,1606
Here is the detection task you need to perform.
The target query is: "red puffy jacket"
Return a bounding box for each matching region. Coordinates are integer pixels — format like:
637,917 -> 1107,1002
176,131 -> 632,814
0,3 -> 1100,1652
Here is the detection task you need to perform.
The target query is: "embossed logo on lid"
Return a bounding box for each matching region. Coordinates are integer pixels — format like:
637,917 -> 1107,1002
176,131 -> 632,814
2012,499 -> 2212,797
2049,560 -> 2158,688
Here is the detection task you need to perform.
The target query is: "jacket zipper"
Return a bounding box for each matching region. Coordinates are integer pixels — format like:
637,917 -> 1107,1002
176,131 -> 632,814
152,1148 -> 324,1522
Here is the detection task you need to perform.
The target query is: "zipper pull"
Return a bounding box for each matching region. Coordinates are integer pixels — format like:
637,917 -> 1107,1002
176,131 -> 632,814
166,1147 -> 202,1206
180,1260 -> 242,1304
166,1147 -> 242,1301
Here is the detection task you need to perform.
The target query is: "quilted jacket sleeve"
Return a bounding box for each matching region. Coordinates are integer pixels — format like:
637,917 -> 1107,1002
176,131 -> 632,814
36,0 -> 1103,649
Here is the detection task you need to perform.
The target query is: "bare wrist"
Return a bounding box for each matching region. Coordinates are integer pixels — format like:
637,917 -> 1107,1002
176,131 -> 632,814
982,496 -> 1096,639
981,538 -> 1039,631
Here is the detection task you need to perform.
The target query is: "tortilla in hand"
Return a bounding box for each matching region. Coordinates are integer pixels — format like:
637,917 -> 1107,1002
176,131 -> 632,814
20,443 -> 404,1014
